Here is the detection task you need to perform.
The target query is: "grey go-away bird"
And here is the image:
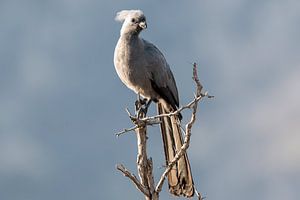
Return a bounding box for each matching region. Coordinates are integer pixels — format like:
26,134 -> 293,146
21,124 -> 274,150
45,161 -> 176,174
114,10 -> 194,197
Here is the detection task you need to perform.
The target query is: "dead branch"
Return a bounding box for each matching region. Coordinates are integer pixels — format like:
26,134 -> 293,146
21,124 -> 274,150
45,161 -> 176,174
135,118 -> 151,199
116,125 -> 139,137
116,63 -> 211,199
195,187 -> 205,200
116,164 -> 150,197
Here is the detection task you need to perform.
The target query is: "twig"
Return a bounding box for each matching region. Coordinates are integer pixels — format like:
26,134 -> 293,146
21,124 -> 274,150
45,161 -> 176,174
140,90 -> 212,122
115,119 -> 161,137
116,164 -> 150,197
192,62 -> 203,95
116,125 -> 139,137
195,187 -> 205,200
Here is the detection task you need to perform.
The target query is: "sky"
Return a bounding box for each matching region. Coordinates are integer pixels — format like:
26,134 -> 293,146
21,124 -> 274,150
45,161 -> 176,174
0,0 -> 300,200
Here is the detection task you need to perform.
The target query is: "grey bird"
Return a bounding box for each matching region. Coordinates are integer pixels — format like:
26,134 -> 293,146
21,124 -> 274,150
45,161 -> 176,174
114,10 -> 194,197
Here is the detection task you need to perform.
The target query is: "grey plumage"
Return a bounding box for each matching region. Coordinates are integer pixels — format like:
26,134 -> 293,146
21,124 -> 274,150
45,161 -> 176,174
114,10 -> 194,197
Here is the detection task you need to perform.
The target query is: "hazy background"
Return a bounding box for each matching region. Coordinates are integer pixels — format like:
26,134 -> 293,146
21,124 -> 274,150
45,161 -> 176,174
1,0 -> 299,199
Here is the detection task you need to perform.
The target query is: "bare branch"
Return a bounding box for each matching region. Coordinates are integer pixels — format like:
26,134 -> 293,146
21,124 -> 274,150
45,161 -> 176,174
116,164 -> 150,197
115,119 -> 161,137
116,125 -> 139,137
141,95 -> 201,121
135,110 -> 154,200
140,92 -> 212,123
146,158 -> 158,200
192,62 -> 203,95
115,118 -> 161,137
195,187 -> 205,200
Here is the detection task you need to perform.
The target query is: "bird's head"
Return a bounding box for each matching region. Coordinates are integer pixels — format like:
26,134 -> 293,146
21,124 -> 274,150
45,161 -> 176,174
115,10 -> 147,36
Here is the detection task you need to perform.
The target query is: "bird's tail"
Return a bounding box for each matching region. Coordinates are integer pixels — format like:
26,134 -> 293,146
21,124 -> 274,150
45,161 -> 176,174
157,102 -> 194,197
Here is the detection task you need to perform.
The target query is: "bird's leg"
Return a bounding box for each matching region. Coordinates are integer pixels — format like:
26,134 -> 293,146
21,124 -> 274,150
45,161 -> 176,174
135,93 -> 143,113
138,100 -> 150,117
138,99 -> 152,118
135,94 -> 152,118
135,93 -> 145,118
137,94 -> 147,105
142,99 -> 152,114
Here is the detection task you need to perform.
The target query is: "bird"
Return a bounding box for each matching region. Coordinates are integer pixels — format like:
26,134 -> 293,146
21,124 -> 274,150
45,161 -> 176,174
113,10 -> 194,197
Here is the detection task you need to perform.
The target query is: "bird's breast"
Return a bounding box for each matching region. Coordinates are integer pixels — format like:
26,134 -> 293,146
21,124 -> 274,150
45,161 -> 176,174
114,37 -> 155,99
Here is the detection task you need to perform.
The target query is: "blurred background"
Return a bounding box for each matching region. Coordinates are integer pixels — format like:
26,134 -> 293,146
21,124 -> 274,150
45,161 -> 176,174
1,0 -> 299,199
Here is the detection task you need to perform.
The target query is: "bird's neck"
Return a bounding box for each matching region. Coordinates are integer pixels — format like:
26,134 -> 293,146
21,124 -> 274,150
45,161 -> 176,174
120,31 -> 140,41
117,33 -> 143,66
119,33 -> 142,51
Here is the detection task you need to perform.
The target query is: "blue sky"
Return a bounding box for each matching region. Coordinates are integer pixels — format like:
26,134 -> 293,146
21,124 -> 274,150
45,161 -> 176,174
1,0 -> 299,200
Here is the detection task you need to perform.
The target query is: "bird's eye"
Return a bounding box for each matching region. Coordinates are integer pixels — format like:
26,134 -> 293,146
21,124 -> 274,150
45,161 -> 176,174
131,18 -> 136,23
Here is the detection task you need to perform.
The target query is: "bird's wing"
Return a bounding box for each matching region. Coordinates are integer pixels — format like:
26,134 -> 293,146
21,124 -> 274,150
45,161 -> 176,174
142,39 -> 180,108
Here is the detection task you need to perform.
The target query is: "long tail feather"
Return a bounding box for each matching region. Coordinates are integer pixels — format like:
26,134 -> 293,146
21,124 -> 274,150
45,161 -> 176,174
157,102 -> 194,197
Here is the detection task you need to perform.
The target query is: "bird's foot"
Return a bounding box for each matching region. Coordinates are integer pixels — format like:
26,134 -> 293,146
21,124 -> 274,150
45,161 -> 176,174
135,95 -> 147,109
135,94 -> 152,118
136,99 -> 152,118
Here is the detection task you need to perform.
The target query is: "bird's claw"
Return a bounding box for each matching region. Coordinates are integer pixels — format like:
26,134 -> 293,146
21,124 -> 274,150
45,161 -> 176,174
129,115 -> 137,123
135,97 -> 147,110
135,95 -> 151,118
137,106 -> 148,118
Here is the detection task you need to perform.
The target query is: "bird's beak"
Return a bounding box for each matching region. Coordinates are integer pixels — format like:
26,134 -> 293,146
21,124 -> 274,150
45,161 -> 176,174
139,21 -> 147,29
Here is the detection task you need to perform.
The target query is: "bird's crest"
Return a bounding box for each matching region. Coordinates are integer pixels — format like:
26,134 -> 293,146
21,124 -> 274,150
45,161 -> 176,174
115,10 -> 144,22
